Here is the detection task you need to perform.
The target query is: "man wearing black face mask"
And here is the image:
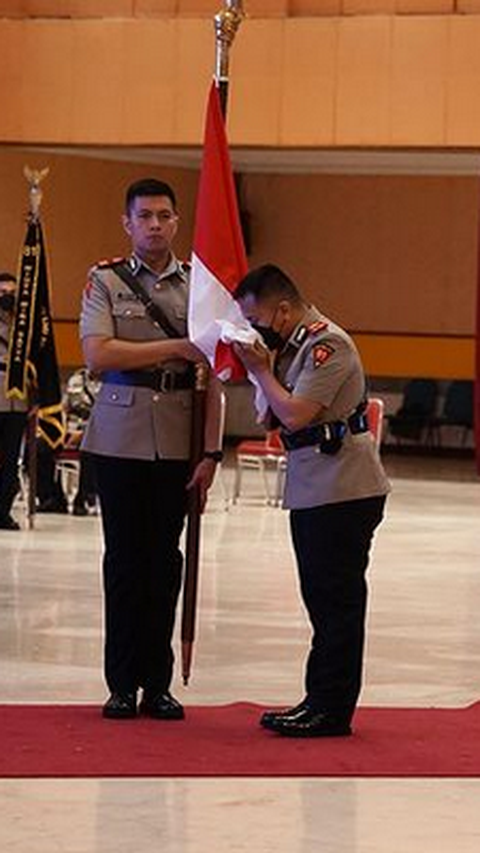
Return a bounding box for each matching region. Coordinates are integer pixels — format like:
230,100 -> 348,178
234,264 -> 390,738
0,272 -> 28,530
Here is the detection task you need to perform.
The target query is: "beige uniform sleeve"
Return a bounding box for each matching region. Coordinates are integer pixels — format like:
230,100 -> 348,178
79,268 -> 115,340
292,334 -> 357,408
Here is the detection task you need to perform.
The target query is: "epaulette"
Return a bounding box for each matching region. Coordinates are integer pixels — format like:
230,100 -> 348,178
95,256 -> 126,270
307,320 -> 328,336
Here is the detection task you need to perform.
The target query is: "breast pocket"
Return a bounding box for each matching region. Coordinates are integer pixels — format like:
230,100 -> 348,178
112,301 -> 154,340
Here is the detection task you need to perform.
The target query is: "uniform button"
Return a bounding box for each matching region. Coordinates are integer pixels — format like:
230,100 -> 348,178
124,309 -> 132,317
154,283 -> 162,291
110,392 -> 119,401
152,393 -> 160,402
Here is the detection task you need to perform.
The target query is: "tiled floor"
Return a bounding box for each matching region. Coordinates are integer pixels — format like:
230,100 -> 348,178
1,453 -> 480,852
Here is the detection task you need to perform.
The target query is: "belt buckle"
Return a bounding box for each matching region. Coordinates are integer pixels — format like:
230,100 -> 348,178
159,369 -> 174,393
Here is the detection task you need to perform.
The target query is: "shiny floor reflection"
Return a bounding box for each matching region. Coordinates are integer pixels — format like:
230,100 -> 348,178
1,454 -> 480,852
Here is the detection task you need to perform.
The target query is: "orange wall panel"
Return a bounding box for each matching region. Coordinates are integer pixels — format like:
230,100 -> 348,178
69,21 -> 127,144
24,0 -> 135,14
343,0 -> 395,13
4,15 -> 480,146
289,0 -> 342,13
228,20 -> 284,145
353,334 -> 475,380
335,16 -> 391,144
134,0 -> 177,14
447,16 -> 480,145
0,23 -> 23,139
280,18 -> 337,145
395,1 -> 454,12
20,22 -> 75,142
172,18 -> 214,143
457,0 -> 480,11
0,1 -> 24,16
119,19 -> 177,143
391,17 -> 448,145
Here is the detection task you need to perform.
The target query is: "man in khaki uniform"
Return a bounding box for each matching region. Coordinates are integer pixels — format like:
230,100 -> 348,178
80,178 -> 223,720
0,272 -> 27,531
234,264 -> 389,738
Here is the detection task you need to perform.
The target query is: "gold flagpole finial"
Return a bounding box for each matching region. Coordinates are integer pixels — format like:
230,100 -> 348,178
24,166 -> 49,221
214,0 -> 245,85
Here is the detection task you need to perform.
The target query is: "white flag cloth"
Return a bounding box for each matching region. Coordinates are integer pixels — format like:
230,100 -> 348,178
188,81 -> 267,418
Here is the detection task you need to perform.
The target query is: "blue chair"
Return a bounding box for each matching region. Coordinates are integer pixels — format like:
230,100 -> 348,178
386,379 -> 438,445
432,380 -> 474,446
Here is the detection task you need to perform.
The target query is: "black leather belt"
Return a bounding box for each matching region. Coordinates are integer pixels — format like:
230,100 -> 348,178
281,408 -> 369,454
102,368 -> 194,393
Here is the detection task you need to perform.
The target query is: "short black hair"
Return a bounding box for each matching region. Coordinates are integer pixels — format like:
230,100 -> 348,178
234,264 -> 301,305
0,272 -> 16,284
125,178 -> 177,213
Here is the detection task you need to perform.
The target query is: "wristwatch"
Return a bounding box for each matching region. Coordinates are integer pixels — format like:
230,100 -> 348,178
203,449 -> 224,463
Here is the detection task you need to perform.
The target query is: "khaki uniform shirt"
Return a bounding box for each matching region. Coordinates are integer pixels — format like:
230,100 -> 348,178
276,306 -> 390,510
0,311 -> 28,414
79,254 -> 192,461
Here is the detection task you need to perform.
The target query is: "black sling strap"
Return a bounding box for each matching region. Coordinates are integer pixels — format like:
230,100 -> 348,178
111,261 -> 182,339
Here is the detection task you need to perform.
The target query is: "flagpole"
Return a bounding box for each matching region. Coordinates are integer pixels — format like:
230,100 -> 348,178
214,0 -> 245,118
181,0 -> 245,686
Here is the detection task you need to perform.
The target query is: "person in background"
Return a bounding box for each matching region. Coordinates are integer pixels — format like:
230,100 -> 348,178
0,272 -> 27,531
36,367 -> 100,515
80,178 -> 223,721
234,264 -> 390,738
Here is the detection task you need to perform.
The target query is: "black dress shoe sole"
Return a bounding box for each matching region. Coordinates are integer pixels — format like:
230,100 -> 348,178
273,722 -> 352,738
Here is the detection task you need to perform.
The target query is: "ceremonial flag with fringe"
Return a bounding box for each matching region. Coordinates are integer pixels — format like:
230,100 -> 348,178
188,81 -> 251,382
6,218 -> 65,449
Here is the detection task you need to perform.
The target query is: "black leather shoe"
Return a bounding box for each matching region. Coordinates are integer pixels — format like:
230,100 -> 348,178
72,501 -> 88,516
102,692 -> 137,719
260,698 -> 311,730
269,707 -> 352,738
37,498 -> 69,514
140,691 -> 185,720
0,515 -> 20,531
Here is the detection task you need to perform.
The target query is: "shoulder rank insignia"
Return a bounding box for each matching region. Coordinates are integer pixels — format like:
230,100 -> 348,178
313,342 -> 335,368
307,320 -> 328,335
95,256 -> 126,270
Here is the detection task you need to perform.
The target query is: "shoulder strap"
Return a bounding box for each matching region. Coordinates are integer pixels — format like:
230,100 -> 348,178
111,261 -> 181,339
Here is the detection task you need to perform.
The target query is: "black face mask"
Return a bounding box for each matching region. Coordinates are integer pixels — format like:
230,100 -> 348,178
253,324 -> 284,352
0,293 -> 15,313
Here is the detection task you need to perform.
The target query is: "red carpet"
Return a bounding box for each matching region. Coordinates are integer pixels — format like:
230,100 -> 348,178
1,701 -> 479,778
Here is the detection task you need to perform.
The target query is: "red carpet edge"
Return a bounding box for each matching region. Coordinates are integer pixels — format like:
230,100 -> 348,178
1,701 -> 479,778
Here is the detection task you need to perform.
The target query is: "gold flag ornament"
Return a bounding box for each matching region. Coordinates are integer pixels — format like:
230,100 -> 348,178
6,168 -> 65,449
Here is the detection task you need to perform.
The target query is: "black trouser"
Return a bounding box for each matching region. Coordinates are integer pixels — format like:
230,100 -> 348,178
76,451 -> 96,505
36,440 -> 96,506
93,454 -> 190,697
0,411 -> 27,519
36,438 -> 66,504
290,495 -> 386,719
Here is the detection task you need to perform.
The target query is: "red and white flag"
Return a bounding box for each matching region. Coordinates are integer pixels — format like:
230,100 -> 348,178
188,81 -> 254,383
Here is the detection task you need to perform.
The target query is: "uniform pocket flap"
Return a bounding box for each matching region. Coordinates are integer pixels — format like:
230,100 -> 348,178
98,384 -> 134,407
